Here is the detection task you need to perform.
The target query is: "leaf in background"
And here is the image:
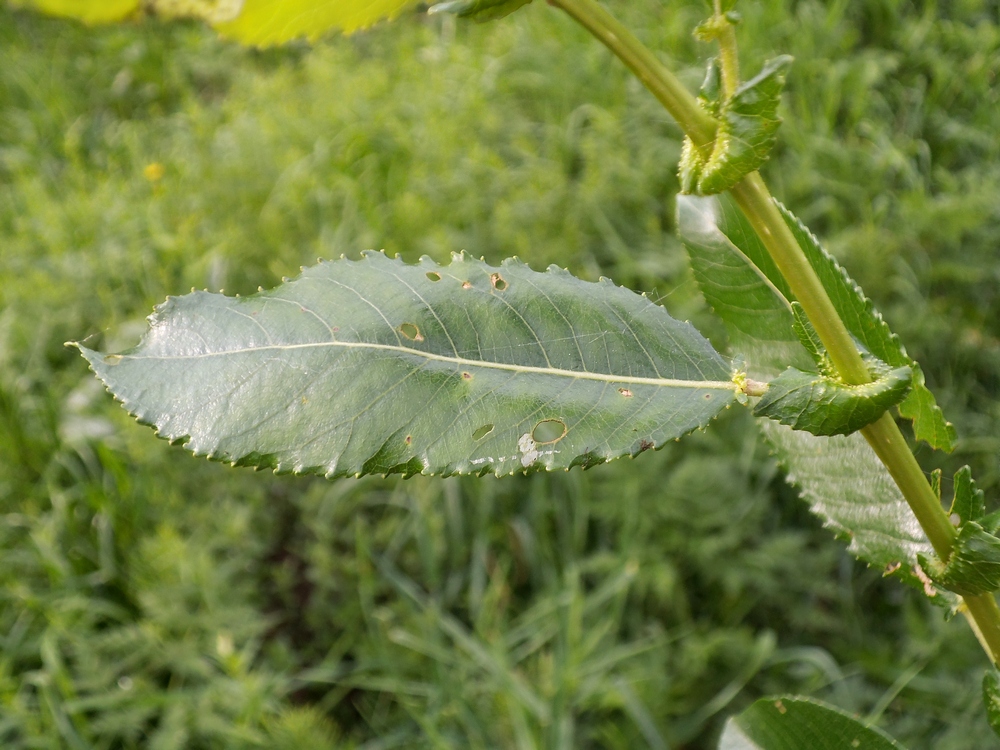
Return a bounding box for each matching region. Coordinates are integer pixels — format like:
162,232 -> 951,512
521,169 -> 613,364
753,365 -> 911,437
428,0 -> 532,22
719,696 -> 906,750
214,0 -> 420,45
676,195 -> 814,377
679,56 -> 792,196
759,421 -> 933,573
75,253 -> 736,478
9,0 -> 139,23
983,671 -> 1000,740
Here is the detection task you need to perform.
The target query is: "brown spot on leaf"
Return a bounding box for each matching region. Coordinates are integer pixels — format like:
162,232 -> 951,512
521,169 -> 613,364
490,273 -> 508,291
639,439 -> 654,452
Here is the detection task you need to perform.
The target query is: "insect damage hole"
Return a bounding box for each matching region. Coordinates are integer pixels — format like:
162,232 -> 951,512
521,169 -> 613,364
618,388 -> 633,398
426,271 -> 441,282
399,322 -> 424,342
472,424 -> 494,440
532,419 -> 567,444
490,273 -> 508,291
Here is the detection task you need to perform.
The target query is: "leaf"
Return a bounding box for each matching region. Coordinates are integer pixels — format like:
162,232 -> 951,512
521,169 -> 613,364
428,0 -> 532,22
679,56 -> 792,196
983,670 -> 1000,739
676,194 -> 814,377
753,365 -> 912,437
759,421 -> 933,573
214,0 -> 421,45
75,253 -> 737,478
677,193 -> 955,451
719,696 -> 906,750
949,465 -> 985,525
927,521 -> 1000,597
9,0 -> 140,23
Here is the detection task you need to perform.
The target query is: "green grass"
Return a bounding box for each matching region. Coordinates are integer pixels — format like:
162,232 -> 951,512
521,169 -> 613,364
1,1 -> 999,747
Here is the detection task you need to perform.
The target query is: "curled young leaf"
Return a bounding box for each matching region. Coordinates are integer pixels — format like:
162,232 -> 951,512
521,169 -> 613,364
75,253 -> 737,479
679,55 -> 792,196
928,521 -> 1000,597
752,365 -> 912,437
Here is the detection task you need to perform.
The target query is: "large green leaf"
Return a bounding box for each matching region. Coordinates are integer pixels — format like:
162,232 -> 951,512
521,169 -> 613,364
12,0 -> 421,40
677,195 -> 942,588
719,697 -> 905,750
75,253 -> 737,478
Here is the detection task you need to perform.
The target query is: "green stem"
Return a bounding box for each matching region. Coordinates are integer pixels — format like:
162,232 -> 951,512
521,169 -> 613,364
547,0 -> 717,148
712,0 -> 740,98
549,0 -> 1000,666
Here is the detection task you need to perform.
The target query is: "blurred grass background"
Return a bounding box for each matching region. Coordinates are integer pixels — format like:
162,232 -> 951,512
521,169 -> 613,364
1,0 -> 999,747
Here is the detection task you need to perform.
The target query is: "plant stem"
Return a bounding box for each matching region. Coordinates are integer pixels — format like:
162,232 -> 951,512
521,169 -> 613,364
547,0 -> 717,148
550,0 -> 1000,666
712,0 -> 740,98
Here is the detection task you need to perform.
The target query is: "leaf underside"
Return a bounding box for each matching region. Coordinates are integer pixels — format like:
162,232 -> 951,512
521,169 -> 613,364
719,697 -> 905,750
77,253 -> 736,479
677,194 -> 941,582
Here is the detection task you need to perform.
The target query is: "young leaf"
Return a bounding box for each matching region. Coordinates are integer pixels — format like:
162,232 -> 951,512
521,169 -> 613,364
679,56 -> 792,196
950,465 -> 985,525
753,365 -> 912,437
75,253 -> 737,478
983,671 -> 1000,739
927,521 -> 1000,597
428,0 -> 532,22
719,696 -> 906,750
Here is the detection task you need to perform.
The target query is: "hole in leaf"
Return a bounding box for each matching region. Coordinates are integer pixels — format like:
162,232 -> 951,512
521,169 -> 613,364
532,419 -> 566,444
399,322 -> 424,342
490,273 -> 508,291
462,281 -> 472,290
472,424 -> 494,440
426,271 -> 441,282
618,388 -> 633,397
103,354 -> 123,365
